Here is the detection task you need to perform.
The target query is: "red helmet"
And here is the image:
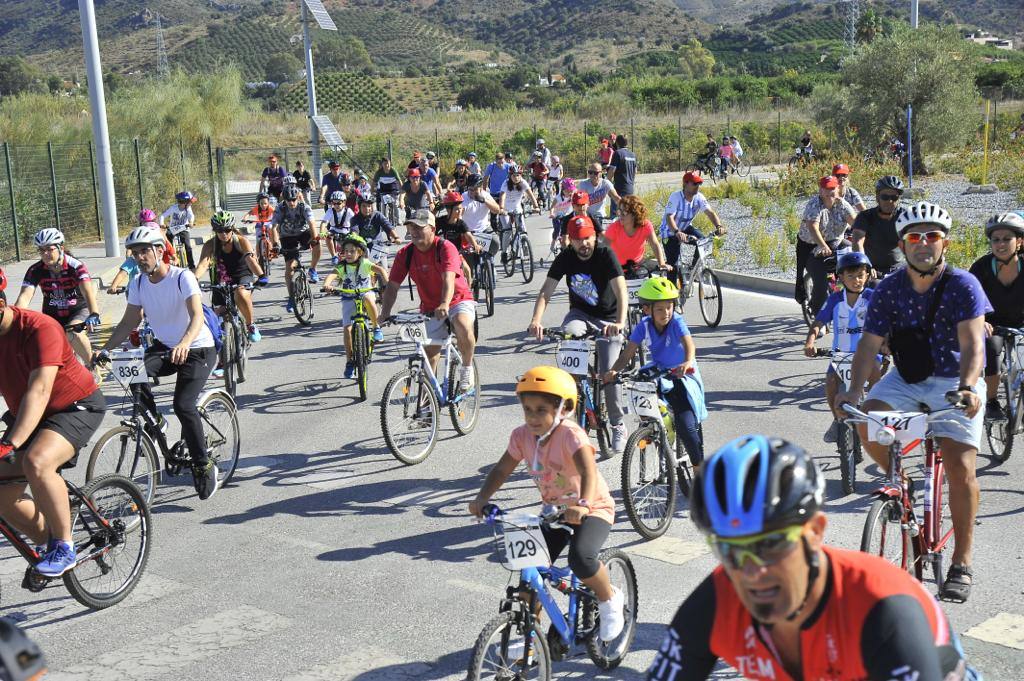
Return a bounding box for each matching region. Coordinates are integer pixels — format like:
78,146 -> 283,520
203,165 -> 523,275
571,190 -> 590,206
442,190 -> 463,206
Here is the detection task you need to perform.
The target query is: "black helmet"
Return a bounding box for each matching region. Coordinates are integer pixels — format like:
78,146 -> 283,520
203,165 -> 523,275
466,173 -> 483,188
0,618 -> 45,681
257,191 -> 270,201
283,187 -> 300,201
875,175 -> 905,193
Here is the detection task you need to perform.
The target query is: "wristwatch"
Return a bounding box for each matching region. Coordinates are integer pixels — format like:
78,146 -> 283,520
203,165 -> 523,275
576,499 -> 590,508
958,385 -> 978,394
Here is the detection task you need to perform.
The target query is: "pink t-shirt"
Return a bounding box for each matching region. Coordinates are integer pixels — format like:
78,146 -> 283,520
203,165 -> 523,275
719,144 -> 733,159
605,218 -> 654,266
506,419 -> 615,524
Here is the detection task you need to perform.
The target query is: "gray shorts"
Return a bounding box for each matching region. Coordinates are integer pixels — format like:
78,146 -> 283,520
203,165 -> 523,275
425,300 -> 476,342
341,292 -> 376,326
866,372 -> 984,448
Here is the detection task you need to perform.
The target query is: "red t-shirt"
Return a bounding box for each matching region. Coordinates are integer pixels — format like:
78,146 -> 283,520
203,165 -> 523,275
605,218 -> 654,266
0,307 -> 97,418
597,147 -> 613,165
388,238 -> 472,313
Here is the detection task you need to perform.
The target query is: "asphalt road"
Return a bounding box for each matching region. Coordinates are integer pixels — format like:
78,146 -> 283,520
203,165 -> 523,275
5,209 -> 1024,680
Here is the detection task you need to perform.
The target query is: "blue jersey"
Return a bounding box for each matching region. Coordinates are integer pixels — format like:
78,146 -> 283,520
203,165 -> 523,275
815,288 -> 874,353
629,313 -> 691,369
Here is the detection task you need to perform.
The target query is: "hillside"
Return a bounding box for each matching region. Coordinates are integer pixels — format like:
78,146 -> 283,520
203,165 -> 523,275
278,72 -> 405,115
377,76 -> 457,112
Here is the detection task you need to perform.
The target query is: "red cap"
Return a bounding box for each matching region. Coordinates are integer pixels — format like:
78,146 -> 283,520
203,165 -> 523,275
328,160 -> 340,168
408,168 -> 421,178
442,190 -> 463,205
819,175 -> 839,189
832,163 -> 850,176
567,215 -> 596,240
600,138 -> 609,145
683,171 -> 704,185
571,190 -> 590,206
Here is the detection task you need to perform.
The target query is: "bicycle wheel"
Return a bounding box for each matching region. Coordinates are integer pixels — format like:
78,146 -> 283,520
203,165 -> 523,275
736,158 -> 751,177
63,474 -> 152,610
930,463 -> 952,592
198,390 -> 241,486
86,427 -> 160,506
986,370 -> 1015,463
697,269 -> 723,327
258,238 -> 272,279
837,421 -> 858,495
518,236 -> 534,284
593,382 -> 613,460
585,548 -> 639,669
220,321 -> 237,397
788,155 -> 800,172
467,611 -> 551,681
801,271 -> 816,328
291,269 -> 314,326
381,368 -> 439,465
860,496 -> 916,576
502,239 -> 515,277
621,425 -> 677,540
353,323 -> 369,402
485,261 -> 496,317
448,356 -> 481,435
235,319 -> 249,385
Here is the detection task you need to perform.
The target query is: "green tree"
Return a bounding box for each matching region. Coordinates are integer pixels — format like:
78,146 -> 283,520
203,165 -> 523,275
677,39 -> 715,80
856,9 -> 884,44
811,25 -> 980,174
0,56 -> 42,97
314,35 -> 373,72
265,53 -> 302,83
456,78 -> 510,110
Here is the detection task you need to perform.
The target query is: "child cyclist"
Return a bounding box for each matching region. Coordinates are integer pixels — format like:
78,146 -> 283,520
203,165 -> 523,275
159,190 -> 197,268
242,191 -> 279,255
321,234 -> 387,378
802,251 -> 883,443
603,277 -> 708,466
548,178 -> 575,254
468,366 -> 626,642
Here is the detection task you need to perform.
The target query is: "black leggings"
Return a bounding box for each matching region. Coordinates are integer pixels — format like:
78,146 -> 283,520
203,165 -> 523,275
132,342 -> 217,466
663,378 -> 704,466
542,515 -> 610,580
985,334 -> 1005,377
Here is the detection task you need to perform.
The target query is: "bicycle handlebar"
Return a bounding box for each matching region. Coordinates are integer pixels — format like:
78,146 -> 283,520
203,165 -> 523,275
481,504 -> 567,528
541,327 -> 603,342
993,326 -> 1024,338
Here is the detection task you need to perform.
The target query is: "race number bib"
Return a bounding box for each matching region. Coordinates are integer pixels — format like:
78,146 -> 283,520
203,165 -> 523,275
501,520 -> 548,570
110,348 -> 148,385
697,238 -> 713,259
829,352 -> 856,390
168,220 -> 189,236
398,322 -> 446,345
556,340 -> 590,375
626,278 -> 646,306
369,240 -> 390,264
626,381 -> 659,418
474,231 -> 493,251
868,411 -> 927,444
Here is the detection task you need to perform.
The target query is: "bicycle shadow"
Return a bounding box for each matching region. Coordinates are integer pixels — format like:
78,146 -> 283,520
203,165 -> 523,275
235,378 -> 365,415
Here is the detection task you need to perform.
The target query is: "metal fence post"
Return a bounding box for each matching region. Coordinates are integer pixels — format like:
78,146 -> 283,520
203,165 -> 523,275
88,141 -> 101,239
133,138 -> 144,212
47,142 -> 62,231
630,117 -> 635,150
582,121 -> 588,176
387,137 -> 393,164
777,109 -> 782,164
4,143 -> 20,260
678,115 -> 683,171
206,138 -> 217,212
434,129 -> 439,158
179,136 -> 187,186
472,127 -> 477,155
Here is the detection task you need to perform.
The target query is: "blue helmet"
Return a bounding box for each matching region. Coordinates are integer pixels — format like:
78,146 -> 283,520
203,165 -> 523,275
836,251 -> 872,272
692,435 -> 823,538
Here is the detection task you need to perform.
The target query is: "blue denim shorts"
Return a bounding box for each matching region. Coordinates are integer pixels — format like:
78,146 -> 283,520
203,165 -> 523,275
866,371 -> 984,448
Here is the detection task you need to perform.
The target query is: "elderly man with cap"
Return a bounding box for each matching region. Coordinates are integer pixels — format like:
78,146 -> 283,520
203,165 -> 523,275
319,160 -> 346,207
528,214 -> 630,455
661,171 -> 726,283
379,209 -> 478,391
832,163 -> 867,213
797,175 -> 857,315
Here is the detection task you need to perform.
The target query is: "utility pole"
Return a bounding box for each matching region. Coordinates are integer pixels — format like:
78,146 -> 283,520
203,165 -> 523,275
155,12 -> 170,78
78,0 -> 119,257
301,1 -> 320,175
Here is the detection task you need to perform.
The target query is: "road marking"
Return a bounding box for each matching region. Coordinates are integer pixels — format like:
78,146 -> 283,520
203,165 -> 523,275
964,612 -> 1024,650
626,536 -> 709,566
47,605 -> 290,680
283,646 -> 432,681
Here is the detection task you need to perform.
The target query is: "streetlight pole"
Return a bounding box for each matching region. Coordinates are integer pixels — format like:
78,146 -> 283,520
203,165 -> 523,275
301,2 -> 321,178
78,0 -> 119,256
906,0 -> 918,188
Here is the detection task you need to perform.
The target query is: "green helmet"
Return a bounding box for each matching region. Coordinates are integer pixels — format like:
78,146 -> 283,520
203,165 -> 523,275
341,233 -> 368,253
636,276 -> 679,303
211,210 -> 235,231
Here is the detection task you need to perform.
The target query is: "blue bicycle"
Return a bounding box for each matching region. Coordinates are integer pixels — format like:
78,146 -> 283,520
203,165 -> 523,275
543,328 -> 613,459
467,504 -> 638,680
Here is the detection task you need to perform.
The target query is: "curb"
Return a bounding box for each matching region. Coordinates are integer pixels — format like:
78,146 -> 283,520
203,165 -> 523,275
716,269 -> 792,298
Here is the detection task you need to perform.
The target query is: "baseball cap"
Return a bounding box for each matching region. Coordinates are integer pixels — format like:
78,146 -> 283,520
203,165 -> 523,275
405,209 -> 436,228
683,171 -> 704,185
408,168 -> 421,178
819,176 -> 839,189
832,163 -> 850,176
571,190 -> 589,206
567,215 -> 596,240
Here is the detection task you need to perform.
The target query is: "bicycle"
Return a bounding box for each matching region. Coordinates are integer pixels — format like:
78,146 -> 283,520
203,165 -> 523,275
467,504 -> 638,680
731,155 -> 751,178
0,472 -> 151,610
321,286 -> 376,402
87,349 -> 241,506
622,261 -> 669,369
500,212 -> 535,283
617,366 -> 700,539
283,245 -> 315,326
469,231 -> 497,318
788,147 -> 815,171
841,394 -> 967,596
379,313 -> 481,465
167,226 -> 195,270
676,236 -> 723,327
243,218 -> 275,280
380,192 -> 401,228
985,326 -> 1024,463
204,282 -> 254,398
543,328 -> 613,459
814,348 -> 863,495
685,155 -> 723,184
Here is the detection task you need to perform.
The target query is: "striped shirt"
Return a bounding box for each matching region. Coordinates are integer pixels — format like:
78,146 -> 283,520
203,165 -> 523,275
815,288 -> 874,352
661,190 -> 709,239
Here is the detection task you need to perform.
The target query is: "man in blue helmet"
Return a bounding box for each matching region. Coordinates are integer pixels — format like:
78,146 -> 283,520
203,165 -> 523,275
647,435 -> 979,681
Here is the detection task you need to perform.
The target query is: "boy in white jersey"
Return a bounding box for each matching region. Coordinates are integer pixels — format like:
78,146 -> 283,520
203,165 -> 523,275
803,251 -> 882,442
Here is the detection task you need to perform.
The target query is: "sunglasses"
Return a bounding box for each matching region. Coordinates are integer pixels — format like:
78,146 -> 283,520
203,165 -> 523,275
878,194 -> 900,202
709,524 -> 804,570
286,198 -> 298,203
587,171 -> 599,176
903,230 -> 945,245
990,236 -> 1017,244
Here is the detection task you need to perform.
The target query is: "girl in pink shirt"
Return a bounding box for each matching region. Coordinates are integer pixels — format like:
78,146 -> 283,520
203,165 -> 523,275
469,366 -> 626,642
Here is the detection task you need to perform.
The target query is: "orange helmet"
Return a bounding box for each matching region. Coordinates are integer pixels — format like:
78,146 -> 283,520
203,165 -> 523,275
516,366 -> 578,410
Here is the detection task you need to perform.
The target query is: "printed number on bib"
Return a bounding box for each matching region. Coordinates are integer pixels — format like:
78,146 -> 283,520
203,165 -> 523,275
627,382 -> 659,418
626,279 -> 645,306
399,322 -> 446,345
697,238 -> 713,259
868,411 -> 927,444
556,340 -> 591,375
110,348 -> 148,385
501,522 -> 548,570
829,352 -> 856,390
474,231 -> 494,251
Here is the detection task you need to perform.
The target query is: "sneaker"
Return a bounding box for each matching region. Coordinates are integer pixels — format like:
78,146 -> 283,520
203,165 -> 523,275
193,460 -> 219,500
610,424 -> 628,456
36,541 -> 75,577
307,267 -> 320,284
285,300 -> 294,313
373,326 -> 384,342
344,361 -> 355,379
330,255 -> 340,266
33,539 -> 54,559
458,365 -> 474,391
598,586 -> 626,642
985,399 -> 1006,422
248,324 -> 262,343
212,367 -> 224,378
823,419 -> 840,443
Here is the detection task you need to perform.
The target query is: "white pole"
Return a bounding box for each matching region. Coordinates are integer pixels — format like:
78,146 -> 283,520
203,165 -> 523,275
906,0 -> 919,187
78,0 -> 120,257
301,2 -> 321,186
910,0 -> 918,28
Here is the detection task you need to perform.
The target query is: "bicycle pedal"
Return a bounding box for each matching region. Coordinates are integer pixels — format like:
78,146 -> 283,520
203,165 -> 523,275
21,567 -> 48,592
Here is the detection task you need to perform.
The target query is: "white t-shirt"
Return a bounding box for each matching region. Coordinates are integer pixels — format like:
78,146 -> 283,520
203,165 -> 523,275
160,206 -> 194,234
462,194 -> 492,234
321,206 -> 354,234
662,190 -> 709,238
502,180 -> 530,214
127,267 -> 214,349
577,177 -> 615,219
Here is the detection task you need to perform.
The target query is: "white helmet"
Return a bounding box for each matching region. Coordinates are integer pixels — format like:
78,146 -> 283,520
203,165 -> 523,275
894,201 -> 952,237
985,211 -> 1024,238
125,226 -> 164,248
536,138 -> 545,145
33,228 -> 65,248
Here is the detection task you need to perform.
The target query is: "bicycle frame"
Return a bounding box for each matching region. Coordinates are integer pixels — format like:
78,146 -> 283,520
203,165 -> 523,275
403,327 -> 466,407
517,564 -> 593,647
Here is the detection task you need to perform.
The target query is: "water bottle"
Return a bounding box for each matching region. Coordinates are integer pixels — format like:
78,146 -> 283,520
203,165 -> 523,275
659,398 -> 676,445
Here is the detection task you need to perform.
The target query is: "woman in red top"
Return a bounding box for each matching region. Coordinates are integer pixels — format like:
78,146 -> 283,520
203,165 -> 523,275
603,195 -> 669,273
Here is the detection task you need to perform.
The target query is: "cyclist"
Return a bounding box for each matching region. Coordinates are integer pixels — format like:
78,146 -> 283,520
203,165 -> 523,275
604,277 -> 707,467
461,174 -> 505,262
447,158 -> 471,192
350,191 -> 399,246
604,195 -> 669,273
851,175 -> 905,279
728,136 -> 743,168
526,151 -> 549,204
323,234 -> 388,376
796,176 -> 856,316
353,170 -> 372,200
0,265 -> 107,576
648,435 -> 979,681
661,171 -> 726,283
379,209 -> 478,391
273,186 -> 322,306
399,168 -> 433,220
548,154 -> 563,186
836,202 -> 990,603
802,251 -> 882,443
832,164 -> 867,213
468,365 -> 625,642
466,151 -> 481,176
373,157 -> 401,210
260,154 -> 287,204
578,162 -> 622,233
193,211 -> 267,343
242,191 -> 278,255
437,191 -> 477,285
498,167 -> 539,262
799,129 -> 813,157
159,190 -> 197,269
97,226 -> 220,500
699,133 -> 718,169
16,228 -> 101,370
717,136 -> 734,176
548,178 -> 576,254
528,215 -> 629,455
320,190 -> 355,266
292,160 -> 316,206
319,160 -> 346,207
535,138 -> 552,166
483,152 -> 510,229
423,151 -> 442,196
969,212 -> 1024,422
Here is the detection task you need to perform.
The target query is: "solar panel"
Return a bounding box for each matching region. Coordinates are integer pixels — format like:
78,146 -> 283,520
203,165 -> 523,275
302,0 -> 337,31
313,115 -> 347,149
